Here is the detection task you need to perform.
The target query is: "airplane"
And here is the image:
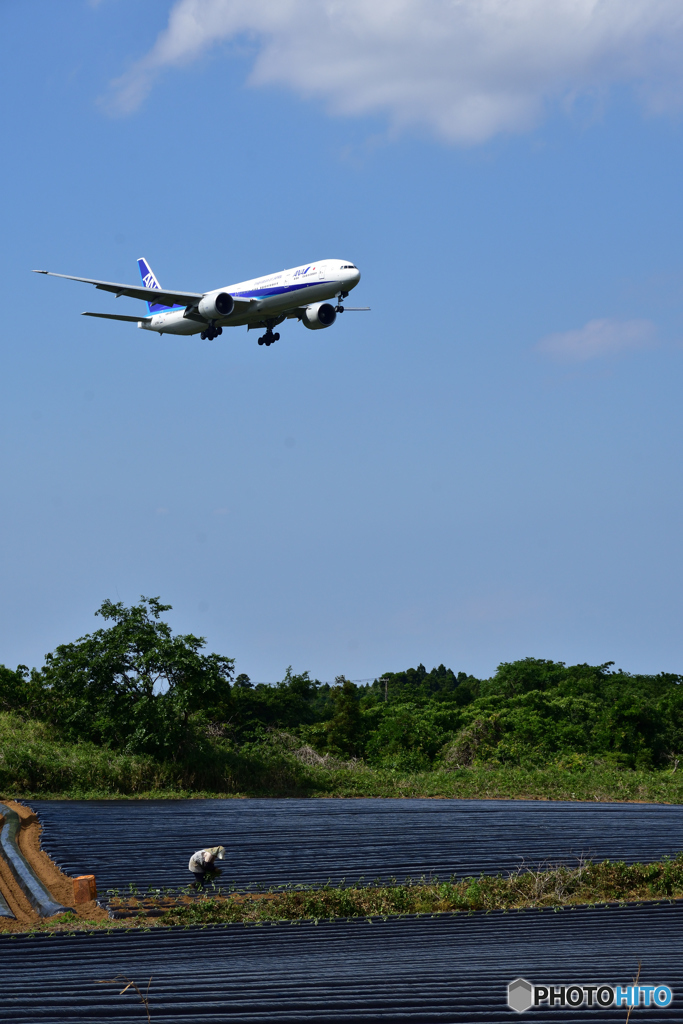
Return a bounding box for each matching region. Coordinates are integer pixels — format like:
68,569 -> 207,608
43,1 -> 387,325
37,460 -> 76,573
33,258 -> 369,347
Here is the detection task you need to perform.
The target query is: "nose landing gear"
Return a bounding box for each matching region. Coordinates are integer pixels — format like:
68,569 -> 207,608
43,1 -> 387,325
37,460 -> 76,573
258,330 -> 280,346
200,325 -> 223,341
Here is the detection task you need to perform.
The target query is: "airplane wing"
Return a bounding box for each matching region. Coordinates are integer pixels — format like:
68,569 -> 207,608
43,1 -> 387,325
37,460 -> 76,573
82,312 -> 151,322
33,270 -> 202,308
33,269 -> 258,315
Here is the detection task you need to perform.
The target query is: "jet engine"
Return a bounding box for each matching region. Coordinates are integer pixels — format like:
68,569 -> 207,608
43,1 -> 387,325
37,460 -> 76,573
198,290 -> 235,320
302,302 -> 337,330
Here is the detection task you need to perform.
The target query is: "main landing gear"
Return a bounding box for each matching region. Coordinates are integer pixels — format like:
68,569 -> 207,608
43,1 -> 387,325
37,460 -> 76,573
254,316 -> 285,347
201,326 -> 223,340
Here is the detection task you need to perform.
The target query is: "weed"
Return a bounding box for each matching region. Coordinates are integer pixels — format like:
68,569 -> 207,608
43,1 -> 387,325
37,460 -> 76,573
144,853 -> 683,928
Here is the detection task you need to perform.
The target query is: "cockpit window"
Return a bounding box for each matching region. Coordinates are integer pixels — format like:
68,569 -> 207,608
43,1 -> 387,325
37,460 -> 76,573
341,264 -> 357,269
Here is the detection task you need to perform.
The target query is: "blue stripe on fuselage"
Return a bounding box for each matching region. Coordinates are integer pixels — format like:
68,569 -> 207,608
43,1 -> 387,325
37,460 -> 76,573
150,280 -> 337,317
233,280 -> 336,299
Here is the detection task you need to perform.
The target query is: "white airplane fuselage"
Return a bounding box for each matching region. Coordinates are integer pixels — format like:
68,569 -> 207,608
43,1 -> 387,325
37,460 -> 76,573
142,260 -> 361,336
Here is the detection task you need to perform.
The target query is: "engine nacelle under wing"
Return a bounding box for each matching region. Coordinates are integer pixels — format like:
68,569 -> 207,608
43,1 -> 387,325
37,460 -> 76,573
198,290 -> 235,320
302,301 -> 337,330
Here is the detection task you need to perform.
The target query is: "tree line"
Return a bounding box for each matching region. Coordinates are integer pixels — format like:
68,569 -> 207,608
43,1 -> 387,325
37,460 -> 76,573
2,597 -> 682,771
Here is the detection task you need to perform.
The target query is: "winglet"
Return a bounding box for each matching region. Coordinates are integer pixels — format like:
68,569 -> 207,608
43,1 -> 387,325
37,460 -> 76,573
33,270 -> 49,274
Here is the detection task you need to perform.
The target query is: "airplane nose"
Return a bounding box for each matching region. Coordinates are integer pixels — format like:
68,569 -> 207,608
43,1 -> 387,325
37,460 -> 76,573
350,268 -> 360,284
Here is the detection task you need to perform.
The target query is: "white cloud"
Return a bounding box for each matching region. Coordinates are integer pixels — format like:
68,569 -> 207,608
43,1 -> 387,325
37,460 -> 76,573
107,0 -> 683,142
537,317 -> 656,361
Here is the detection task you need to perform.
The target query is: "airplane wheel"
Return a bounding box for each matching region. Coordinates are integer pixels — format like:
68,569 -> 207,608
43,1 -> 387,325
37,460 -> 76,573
258,338 -> 264,345
217,327 -> 223,336
201,332 -> 207,340
273,333 -> 280,341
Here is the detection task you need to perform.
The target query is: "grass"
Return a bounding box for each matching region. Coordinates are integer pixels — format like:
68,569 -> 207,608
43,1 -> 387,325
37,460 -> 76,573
157,854 -> 683,926
3,711 -> 683,802
0,712 -> 310,798
9,854 -> 683,935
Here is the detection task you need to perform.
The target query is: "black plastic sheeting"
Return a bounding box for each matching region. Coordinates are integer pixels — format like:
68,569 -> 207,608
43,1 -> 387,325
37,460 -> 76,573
2,901 -> 682,1022
0,805 -> 70,917
29,798 -> 683,894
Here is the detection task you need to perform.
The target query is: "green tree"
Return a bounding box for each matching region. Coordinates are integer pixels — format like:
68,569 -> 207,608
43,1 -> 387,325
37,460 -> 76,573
40,597 -> 234,758
230,668 -> 327,739
365,701 -> 462,769
325,677 -> 363,756
0,664 -> 43,715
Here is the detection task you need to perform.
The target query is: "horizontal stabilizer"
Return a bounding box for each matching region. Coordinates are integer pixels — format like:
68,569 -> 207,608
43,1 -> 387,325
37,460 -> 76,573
82,312 -> 150,323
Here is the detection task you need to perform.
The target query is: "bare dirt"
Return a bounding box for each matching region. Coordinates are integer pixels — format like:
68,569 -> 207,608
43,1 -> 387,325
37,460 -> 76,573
0,800 -> 109,933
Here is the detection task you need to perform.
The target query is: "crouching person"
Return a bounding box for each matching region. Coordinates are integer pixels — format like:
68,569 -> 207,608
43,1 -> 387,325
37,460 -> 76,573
188,845 -> 226,887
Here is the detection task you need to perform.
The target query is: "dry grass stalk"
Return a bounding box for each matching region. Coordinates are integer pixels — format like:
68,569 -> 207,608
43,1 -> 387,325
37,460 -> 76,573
624,962 -> 642,1023
97,975 -> 152,1022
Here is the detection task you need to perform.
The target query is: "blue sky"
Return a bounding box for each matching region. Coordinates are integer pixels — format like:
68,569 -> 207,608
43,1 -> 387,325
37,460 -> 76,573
2,0 -> 683,682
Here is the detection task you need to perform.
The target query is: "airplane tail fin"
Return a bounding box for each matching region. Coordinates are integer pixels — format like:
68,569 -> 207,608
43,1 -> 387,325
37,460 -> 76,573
137,257 -> 173,314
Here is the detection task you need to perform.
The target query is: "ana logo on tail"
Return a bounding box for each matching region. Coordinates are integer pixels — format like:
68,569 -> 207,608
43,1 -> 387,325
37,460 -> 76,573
137,257 -> 176,313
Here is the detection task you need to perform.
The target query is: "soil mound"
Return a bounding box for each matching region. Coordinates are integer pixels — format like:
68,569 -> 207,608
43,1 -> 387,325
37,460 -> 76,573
0,800 -> 108,932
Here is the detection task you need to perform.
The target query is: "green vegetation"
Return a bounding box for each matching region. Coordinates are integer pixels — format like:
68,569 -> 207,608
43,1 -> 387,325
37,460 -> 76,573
156,854 -> 683,926
2,596 -> 683,799
4,711 -> 683,800
14,855 -> 683,934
